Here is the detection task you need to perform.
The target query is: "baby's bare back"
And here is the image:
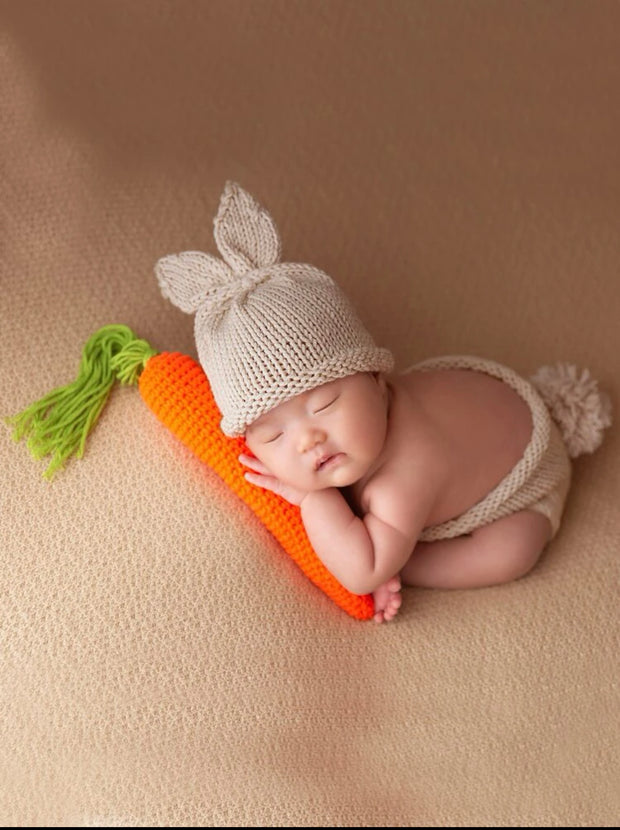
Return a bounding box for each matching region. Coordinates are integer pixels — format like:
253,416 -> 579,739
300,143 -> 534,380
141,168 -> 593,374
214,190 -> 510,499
392,367 -> 533,529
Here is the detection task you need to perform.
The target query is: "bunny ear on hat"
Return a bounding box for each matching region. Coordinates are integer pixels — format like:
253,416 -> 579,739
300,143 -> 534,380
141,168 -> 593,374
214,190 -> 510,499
154,251 -> 233,314
155,182 -> 282,315
214,181 -> 282,273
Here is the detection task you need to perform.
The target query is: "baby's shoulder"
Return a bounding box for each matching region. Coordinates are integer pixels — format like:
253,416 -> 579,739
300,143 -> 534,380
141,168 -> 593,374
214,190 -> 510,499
350,422 -> 444,539
362,457 -> 441,540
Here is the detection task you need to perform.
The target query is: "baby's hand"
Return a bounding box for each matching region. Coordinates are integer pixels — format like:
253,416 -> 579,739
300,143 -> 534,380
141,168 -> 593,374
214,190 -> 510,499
372,576 -> 402,624
239,454 -> 309,506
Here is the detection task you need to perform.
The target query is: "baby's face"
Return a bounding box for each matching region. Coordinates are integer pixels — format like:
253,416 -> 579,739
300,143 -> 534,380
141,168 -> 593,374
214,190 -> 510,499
245,373 -> 389,492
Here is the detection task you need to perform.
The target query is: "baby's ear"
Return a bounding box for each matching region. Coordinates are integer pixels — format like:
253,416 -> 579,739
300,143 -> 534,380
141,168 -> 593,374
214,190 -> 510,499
155,251 -> 232,313
213,181 -> 282,274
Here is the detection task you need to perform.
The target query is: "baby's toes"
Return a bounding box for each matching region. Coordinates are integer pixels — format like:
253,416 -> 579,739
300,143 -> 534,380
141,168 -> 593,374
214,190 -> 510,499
385,576 -> 401,593
391,593 -> 402,610
385,595 -> 402,620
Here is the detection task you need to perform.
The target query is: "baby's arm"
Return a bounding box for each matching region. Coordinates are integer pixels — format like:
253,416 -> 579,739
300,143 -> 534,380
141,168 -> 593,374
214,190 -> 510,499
299,487 -> 425,596
241,453 -> 434,601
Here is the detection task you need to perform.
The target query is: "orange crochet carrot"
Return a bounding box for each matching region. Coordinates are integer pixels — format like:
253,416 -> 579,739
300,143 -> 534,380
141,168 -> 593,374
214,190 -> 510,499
7,325 -> 374,621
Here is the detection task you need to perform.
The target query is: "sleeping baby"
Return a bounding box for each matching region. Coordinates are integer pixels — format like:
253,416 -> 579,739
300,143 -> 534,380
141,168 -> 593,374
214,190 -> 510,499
156,181 -> 612,622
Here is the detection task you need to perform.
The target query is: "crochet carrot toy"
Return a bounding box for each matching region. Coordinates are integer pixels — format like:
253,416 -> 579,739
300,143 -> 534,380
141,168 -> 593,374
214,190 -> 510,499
8,324 -> 375,621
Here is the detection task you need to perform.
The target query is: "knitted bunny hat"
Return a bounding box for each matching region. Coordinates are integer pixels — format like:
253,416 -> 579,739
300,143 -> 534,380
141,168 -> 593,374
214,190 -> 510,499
155,181 -> 394,436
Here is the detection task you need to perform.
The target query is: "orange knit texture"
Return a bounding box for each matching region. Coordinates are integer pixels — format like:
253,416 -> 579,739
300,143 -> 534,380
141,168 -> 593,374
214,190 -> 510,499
138,351 -> 374,621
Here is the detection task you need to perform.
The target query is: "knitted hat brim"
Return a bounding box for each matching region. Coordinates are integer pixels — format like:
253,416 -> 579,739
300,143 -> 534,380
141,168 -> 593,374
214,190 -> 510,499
221,346 -> 395,437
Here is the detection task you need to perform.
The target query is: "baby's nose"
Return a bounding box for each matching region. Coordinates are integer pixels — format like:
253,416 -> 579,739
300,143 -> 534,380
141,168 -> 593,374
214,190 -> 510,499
298,426 -> 327,453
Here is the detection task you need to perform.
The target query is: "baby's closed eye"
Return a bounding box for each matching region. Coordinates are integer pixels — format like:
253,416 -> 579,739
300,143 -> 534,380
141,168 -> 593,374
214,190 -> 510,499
264,432 -> 283,443
313,395 -> 339,414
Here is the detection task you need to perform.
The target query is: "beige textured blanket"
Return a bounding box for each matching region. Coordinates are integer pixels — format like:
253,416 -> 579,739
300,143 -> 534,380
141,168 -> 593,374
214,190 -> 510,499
2,1 -> 618,825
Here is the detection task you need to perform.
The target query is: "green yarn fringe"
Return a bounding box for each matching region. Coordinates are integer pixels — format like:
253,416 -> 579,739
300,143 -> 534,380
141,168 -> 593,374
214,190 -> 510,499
7,324 -> 157,479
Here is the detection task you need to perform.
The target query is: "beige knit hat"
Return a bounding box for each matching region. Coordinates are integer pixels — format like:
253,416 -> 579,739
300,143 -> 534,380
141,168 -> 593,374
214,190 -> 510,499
155,181 -> 394,436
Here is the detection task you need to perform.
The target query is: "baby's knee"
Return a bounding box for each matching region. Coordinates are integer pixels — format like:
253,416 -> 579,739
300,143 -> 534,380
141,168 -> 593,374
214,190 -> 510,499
473,510 -> 551,584
501,539 -> 545,583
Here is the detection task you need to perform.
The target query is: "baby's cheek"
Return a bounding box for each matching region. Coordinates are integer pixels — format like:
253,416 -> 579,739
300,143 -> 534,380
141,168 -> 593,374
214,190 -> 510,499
245,446 -> 275,476
279,463 -> 320,491
261,450 -> 293,480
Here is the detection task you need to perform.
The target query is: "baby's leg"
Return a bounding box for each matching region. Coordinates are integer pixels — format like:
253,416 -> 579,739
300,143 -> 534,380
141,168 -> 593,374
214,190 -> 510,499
400,510 -> 552,590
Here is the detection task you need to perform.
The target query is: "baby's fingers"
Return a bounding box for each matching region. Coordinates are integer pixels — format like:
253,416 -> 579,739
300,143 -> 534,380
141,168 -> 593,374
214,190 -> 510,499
243,470 -> 276,491
239,453 -> 271,475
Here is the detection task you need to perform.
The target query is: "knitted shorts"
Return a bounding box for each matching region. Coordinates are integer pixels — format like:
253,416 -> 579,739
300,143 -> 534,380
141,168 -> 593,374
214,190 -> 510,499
407,356 -> 573,543
513,420 -> 571,539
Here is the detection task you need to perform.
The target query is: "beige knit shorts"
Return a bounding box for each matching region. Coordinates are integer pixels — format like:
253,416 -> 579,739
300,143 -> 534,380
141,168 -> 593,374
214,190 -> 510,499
518,420 -> 572,539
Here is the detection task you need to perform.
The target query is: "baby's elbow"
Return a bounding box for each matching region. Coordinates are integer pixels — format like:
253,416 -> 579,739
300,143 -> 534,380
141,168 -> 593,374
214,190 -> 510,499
339,551 -> 405,595
342,572 -> 383,596
345,578 -> 372,597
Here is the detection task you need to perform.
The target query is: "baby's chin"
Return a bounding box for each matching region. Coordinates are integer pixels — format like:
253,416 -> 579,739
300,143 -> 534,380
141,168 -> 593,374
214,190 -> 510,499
324,468 -> 362,489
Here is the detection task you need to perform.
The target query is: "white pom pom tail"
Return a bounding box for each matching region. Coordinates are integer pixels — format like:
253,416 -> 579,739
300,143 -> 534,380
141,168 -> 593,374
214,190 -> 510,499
530,363 -> 612,458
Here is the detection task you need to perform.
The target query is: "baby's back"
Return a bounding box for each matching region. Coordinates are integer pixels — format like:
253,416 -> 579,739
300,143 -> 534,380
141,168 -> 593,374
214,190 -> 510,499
396,367 -> 533,528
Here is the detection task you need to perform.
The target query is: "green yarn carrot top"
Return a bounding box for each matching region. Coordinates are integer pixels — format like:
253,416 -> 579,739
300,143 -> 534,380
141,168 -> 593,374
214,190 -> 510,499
7,325 -> 157,479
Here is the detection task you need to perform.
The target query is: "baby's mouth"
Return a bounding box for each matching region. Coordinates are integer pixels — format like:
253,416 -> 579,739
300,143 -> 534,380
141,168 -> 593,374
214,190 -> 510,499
314,453 -> 345,472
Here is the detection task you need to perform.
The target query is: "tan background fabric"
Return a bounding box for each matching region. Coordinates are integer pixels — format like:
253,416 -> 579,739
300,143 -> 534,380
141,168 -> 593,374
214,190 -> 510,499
1,1 -> 618,825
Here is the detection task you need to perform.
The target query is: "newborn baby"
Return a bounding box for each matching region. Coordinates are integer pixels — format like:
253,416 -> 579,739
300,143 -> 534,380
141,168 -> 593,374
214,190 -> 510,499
157,181 -> 611,623
241,360 -> 569,622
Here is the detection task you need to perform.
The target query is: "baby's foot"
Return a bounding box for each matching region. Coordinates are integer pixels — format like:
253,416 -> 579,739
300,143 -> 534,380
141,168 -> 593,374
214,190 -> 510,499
372,576 -> 402,624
